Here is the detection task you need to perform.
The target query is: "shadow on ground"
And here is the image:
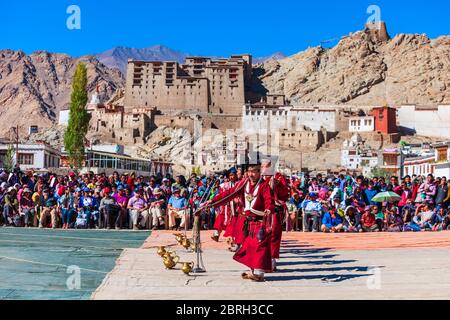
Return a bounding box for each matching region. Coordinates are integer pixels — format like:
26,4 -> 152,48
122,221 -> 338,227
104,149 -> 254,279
267,240 -> 384,283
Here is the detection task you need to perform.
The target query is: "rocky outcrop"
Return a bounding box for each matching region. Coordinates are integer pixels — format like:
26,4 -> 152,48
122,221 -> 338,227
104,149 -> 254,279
0,50 -> 124,137
253,26 -> 450,106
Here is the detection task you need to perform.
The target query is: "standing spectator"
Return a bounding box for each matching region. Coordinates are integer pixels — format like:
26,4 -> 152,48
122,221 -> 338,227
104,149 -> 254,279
418,174 -> 437,205
435,177 -> 448,211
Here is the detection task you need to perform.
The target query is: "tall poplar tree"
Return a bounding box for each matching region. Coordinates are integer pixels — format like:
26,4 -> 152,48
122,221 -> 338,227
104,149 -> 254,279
64,63 -> 89,168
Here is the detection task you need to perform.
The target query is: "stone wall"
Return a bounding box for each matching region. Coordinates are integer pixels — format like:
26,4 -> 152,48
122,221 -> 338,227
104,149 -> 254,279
397,105 -> 450,139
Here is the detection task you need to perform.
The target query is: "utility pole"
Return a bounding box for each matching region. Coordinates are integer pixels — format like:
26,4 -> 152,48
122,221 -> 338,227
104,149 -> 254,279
14,125 -> 19,167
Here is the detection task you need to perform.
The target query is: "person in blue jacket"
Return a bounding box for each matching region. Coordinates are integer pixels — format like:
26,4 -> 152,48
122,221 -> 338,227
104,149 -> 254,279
321,206 -> 343,233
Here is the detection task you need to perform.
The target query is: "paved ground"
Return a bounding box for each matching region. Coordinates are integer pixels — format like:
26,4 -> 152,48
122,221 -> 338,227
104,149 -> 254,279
0,228 -> 150,300
92,230 -> 450,300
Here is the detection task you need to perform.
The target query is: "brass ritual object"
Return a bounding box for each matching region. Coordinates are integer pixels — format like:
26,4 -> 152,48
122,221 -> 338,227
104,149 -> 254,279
162,254 -> 180,269
162,250 -> 178,260
156,246 -> 167,257
181,237 -> 192,249
179,261 -> 194,275
174,233 -> 184,244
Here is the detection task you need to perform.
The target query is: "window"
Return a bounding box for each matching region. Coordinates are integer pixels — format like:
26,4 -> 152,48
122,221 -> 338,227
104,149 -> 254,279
19,153 -> 34,165
437,147 -> 447,162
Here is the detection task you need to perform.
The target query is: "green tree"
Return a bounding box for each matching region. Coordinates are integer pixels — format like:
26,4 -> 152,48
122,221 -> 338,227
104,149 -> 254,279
64,63 -> 90,168
369,166 -> 391,179
3,144 -> 15,172
192,166 -> 202,176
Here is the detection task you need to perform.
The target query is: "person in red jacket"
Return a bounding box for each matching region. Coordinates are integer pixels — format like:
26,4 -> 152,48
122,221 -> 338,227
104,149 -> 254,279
206,162 -> 275,282
361,206 -> 379,232
261,159 -> 290,272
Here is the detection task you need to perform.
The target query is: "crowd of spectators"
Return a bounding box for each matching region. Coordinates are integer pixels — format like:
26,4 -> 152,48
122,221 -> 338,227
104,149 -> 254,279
1,165 -> 449,233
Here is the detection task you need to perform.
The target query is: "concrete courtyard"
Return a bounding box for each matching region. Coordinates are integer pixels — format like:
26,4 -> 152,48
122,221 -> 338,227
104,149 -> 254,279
92,231 -> 450,300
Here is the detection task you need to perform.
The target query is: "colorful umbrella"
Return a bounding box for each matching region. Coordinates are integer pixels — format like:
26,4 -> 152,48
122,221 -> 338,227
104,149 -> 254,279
371,191 -> 402,203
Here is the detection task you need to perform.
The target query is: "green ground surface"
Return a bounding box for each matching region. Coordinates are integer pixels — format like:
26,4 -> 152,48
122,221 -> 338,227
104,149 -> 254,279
0,227 -> 150,300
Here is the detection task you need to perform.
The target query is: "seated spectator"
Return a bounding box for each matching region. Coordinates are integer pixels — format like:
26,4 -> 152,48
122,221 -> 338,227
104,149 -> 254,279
442,210 -> 450,231
39,189 -> 58,228
375,206 -> 387,232
113,185 -> 128,227
20,188 -> 36,227
386,207 -> 404,232
58,187 -> 76,229
361,206 -> 379,232
431,206 -> 446,231
77,187 -> 99,229
321,206 -> 343,233
403,204 -> 421,232
99,187 -> 121,230
413,203 -> 434,231
149,188 -> 167,230
287,192 -> 302,231
128,187 -> 149,230
300,193 -> 322,232
343,206 -> 362,232
168,188 -> 188,231
3,187 -> 19,226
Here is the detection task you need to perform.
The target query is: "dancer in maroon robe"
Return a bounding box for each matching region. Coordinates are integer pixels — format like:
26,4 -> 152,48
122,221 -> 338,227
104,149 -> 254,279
211,167 -> 239,243
205,162 -> 274,282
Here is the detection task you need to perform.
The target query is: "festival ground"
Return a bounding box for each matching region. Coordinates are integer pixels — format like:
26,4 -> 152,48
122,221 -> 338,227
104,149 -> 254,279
92,231 -> 450,300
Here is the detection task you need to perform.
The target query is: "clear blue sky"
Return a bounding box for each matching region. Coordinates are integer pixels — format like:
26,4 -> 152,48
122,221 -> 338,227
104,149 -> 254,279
1,0 -> 449,57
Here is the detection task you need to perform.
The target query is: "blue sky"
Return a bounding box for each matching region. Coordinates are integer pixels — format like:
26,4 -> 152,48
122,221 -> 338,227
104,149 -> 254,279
1,0 -> 449,57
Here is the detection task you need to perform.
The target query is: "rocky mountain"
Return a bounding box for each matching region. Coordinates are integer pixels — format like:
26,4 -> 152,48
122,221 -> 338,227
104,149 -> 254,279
0,50 -> 125,138
252,52 -> 287,64
253,24 -> 450,106
96,45 -> 188,75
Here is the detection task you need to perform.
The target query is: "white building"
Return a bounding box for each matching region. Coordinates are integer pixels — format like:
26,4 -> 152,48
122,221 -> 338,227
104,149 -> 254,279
402,143 -> 450,178
241,105 -> 348,135
58,109 -> 70,126
341,134 -> 379,173
0,143 -> 61,170
397,104 -> 450,139
348,116 -> 374,132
